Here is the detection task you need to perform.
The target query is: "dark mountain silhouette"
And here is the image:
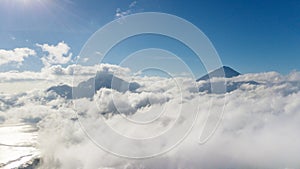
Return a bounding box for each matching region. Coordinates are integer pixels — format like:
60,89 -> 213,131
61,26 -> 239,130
197,66 -> 241,81
197,66 -> 260,93
47,85 -> 72,99
47,73 -> 140,99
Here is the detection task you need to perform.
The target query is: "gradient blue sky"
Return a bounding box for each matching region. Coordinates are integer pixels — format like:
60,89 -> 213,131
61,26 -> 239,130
0,0 -> 299,75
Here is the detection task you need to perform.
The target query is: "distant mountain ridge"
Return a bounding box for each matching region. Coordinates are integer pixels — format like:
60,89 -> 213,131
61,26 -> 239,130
47,66 -> 258,97
197,66 -> 241,81
197,66 -> 261,93
47,72 -> 140,99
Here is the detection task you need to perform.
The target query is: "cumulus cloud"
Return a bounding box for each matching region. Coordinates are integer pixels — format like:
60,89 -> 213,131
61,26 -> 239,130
0,64 -> 130,82
0,47 -> 36,66
42,63 -> 131,77
37,41 -> 72,67
1,64 -> 300,169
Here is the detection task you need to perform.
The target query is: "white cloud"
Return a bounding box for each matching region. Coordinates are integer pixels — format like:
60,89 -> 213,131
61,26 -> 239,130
0,64 -> 132,94
1,64 -> 300,168
35,72 -> 300,168
115,8 -> 132,19
129,1 -> 137,8
0,48 -> 36,66
10,36 -> 16,41
37,41 -> 72,67
115,1 -> 138,19
0,64 -> 131,81
42,63 -> 131,77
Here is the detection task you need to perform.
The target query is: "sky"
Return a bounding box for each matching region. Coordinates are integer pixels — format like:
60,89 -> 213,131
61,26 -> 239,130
0,0 -> 299,76
2,1 -> 300,168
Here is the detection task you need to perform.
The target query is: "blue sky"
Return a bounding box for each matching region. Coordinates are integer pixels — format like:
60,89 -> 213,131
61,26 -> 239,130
0,0 -> 299,76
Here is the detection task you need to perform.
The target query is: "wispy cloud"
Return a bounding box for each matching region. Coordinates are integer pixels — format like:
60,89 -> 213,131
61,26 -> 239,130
129,1 -> 137,8
115,1 -> 138,19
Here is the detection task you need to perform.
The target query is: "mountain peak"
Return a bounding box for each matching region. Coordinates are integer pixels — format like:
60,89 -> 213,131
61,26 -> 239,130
197,66 -> 240,81
47,72 -> 140,99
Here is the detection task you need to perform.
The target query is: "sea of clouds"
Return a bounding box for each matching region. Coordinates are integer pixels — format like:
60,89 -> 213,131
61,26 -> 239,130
1,64 -> 300,169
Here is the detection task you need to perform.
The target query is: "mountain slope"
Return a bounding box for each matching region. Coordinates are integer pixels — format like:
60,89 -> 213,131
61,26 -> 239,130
197,66 -> 261,93
197,66 -> 241,81
47,73 -> 140,99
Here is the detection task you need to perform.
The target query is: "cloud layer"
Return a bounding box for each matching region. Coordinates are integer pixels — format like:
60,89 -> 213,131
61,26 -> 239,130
1,64 -> 300,169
